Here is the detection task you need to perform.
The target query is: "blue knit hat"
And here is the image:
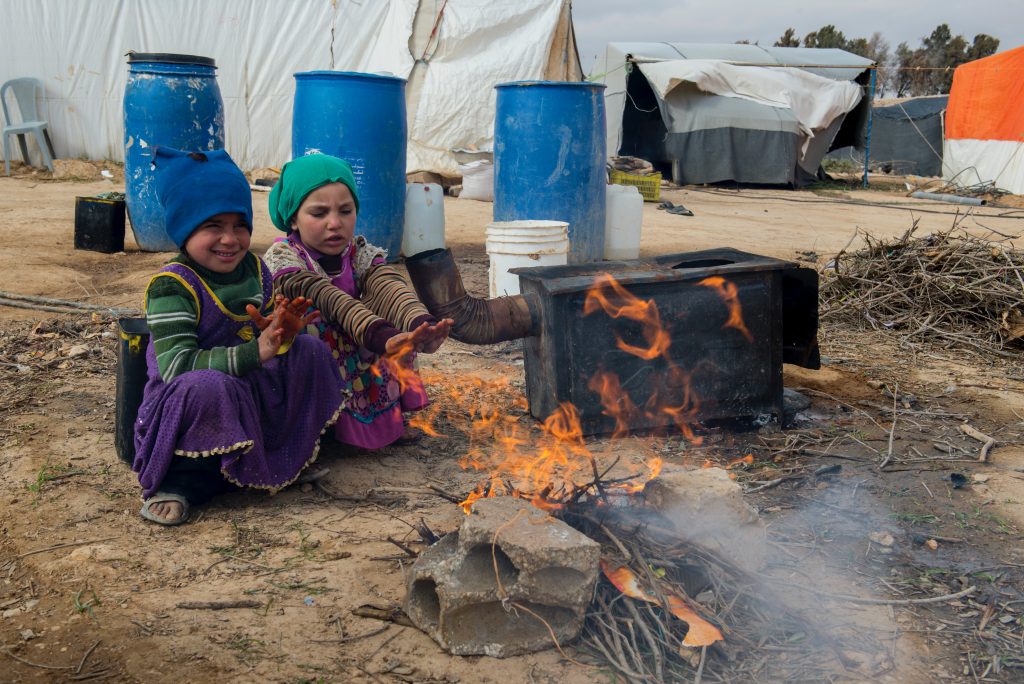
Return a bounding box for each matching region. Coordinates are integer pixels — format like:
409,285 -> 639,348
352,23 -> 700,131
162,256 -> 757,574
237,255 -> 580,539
153,147 -> 253,248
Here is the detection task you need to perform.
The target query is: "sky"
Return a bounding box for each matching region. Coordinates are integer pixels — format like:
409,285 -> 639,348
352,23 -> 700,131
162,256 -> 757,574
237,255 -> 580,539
569,0 -> 1024,75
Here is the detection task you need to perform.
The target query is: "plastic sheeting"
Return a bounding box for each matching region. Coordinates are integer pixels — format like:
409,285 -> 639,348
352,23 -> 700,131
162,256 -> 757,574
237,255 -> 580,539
593,42 -> 873,159
637,60 -> 863,150
828,96 -> 948,177
0,0 -> 579,173
943,46 -> 1024,194
943,139 -> 1024,195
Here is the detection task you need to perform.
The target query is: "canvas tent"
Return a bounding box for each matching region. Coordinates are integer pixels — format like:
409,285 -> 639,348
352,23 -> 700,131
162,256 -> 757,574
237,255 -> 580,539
828,96 -> 948,177
943,46 -> 1024,194
593,43 -> 874,186
0,0 -> 581,175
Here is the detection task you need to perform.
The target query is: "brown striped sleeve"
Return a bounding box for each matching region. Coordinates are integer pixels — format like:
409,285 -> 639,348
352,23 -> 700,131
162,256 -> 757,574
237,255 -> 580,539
275,270 -> 388,347
360,264 -> 434,332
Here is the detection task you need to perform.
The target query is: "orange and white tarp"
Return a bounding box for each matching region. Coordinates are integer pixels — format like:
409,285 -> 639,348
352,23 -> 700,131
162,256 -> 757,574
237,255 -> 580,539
943,46 -> 1024,194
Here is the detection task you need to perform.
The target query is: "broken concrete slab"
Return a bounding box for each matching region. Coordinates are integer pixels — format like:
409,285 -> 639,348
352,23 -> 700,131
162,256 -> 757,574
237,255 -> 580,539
404,496 -> 600,657
643,466 -> 767,574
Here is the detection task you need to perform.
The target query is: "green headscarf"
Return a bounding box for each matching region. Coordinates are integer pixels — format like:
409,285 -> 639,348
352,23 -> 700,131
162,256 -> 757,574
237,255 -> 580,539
268,154 -> 361,231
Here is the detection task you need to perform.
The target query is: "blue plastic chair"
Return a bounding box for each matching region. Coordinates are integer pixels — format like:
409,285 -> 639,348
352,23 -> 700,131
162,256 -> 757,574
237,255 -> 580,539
2,78 -> 56,175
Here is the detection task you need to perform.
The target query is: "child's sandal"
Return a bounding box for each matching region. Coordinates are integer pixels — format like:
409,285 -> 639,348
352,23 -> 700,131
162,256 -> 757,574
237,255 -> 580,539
140,492 -> 190,526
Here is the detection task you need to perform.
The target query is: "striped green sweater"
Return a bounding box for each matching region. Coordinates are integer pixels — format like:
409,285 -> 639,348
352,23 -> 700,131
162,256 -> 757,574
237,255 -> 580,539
145,254 -> 264,382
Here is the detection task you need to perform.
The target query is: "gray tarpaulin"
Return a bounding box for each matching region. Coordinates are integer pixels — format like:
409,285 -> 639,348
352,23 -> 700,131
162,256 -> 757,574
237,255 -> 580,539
594,43 -> 873,186
828,96 -> 948,177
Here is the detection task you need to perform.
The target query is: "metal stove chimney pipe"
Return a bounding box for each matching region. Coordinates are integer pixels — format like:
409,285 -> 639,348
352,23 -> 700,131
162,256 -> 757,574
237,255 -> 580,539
404,248 -> 538,344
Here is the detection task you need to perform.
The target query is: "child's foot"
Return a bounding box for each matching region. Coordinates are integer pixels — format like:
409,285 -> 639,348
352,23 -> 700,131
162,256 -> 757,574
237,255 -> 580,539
394,426 -> 424,446
140,492 -> 190,526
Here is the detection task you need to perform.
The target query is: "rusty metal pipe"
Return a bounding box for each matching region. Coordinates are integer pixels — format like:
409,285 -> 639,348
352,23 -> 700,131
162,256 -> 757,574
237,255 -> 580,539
404,248 -> 538,344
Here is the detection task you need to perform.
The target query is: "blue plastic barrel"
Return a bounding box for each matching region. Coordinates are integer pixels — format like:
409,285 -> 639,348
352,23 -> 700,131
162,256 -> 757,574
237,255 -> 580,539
123,53 -> 225,252
292,71 -> 407,259
494,81 -> 607,264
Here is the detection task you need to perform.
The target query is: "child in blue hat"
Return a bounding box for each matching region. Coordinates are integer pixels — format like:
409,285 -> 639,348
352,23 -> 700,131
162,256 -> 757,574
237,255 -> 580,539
263,154 -> 452,449
133,147 -> 344,525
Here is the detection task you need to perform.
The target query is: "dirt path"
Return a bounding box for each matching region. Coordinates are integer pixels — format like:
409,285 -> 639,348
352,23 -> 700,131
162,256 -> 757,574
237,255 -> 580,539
1,174 -> 1023,682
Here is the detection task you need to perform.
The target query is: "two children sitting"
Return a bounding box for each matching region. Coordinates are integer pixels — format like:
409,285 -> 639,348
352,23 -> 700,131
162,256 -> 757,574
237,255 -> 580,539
134,148 -> 450,525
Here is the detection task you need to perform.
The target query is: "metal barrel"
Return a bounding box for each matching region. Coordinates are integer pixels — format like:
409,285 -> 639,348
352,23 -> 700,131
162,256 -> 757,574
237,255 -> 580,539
115,317 -> 150,465
494,81 -> 607,264
292,71 -> 407,259
123,53 -> 224,252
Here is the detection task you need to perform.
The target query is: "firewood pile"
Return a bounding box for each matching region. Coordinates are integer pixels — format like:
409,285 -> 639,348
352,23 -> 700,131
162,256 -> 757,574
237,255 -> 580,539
819,220 -> 1024,355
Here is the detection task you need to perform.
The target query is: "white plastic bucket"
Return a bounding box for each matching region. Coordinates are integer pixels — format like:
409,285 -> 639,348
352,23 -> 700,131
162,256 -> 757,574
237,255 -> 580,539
604,184 -> 644,260
402,183 -> 445,256
485,220 -> 569,297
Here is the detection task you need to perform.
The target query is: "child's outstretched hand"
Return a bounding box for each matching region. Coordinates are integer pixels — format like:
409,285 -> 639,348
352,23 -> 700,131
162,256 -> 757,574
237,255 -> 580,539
409,318 -> 454,354
246,295 -> 317,343
256,325 -> 284,363
383,318 -> 454,368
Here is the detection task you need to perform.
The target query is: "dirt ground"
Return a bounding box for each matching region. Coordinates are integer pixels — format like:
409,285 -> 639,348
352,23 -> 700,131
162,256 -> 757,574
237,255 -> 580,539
1,164 -> 1023,683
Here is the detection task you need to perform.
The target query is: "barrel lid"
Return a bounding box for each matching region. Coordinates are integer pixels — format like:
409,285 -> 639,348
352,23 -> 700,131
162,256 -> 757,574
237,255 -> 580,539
496,80 -> 606,89
126,52 -> 216,67
295,70 -> 406,84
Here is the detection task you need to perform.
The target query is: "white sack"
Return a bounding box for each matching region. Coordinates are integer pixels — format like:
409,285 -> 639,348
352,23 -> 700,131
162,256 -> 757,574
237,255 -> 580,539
458,160 -> 493,202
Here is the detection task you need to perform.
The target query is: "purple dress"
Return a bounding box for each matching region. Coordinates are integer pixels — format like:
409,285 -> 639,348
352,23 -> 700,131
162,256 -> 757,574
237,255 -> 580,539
133,261 -> 344,499
266,236 -> 427,449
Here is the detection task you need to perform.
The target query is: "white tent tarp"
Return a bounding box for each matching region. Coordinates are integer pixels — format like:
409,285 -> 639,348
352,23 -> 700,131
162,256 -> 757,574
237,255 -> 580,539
636,60 -> 863,155
593,43 -> 872,185
0,0 -> 580,174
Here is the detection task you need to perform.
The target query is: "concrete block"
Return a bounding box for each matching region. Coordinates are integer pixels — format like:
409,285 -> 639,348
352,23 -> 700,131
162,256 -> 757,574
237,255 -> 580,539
405,497 -> 600,657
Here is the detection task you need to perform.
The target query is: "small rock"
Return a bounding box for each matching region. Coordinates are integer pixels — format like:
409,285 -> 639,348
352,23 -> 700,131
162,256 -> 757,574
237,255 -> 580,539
67,344 -> 90,358
20,629 -> 36,641
644,467 -> 767,573
972,473 -> 990,483
868,531 -> 895,547
926,539 -> 939,551
323,551 -> 352,561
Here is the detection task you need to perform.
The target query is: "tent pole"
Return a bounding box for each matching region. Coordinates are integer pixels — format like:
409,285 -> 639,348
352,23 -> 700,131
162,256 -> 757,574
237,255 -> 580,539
863,67 -> 877,188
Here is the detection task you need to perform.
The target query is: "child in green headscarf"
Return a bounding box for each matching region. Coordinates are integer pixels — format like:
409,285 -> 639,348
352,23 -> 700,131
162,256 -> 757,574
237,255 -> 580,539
263,154 -> 452,449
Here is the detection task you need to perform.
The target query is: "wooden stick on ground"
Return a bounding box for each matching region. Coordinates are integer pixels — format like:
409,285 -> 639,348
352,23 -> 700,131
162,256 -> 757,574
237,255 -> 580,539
879,383 -> 899,470
176,600 -> 262,610
958,423 -> 996,462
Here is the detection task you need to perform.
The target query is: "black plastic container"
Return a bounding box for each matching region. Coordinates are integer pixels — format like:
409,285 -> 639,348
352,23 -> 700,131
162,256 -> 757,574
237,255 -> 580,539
75,196 -> 126,253
115,317 -> 150,465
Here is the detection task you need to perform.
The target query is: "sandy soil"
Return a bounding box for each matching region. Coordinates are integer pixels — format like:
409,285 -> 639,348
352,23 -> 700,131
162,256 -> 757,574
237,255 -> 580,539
1,166 -> 1023,683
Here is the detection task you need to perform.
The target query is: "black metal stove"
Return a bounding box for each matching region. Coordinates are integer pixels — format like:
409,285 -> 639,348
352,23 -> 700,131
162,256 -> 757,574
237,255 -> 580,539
514,248 -> 819,436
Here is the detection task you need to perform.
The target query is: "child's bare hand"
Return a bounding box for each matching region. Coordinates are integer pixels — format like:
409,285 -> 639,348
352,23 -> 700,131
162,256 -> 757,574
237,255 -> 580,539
274,295 -> 317,342
384,331 -> 416,368
247,296 -> 317,344
384,318 -> 453,366
409,318 -> 453,354
246,303 -> 272,331
257,325 -> 284,363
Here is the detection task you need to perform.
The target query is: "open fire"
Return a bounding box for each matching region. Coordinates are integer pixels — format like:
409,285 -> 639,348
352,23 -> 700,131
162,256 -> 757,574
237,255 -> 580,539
396,248 -> 819,675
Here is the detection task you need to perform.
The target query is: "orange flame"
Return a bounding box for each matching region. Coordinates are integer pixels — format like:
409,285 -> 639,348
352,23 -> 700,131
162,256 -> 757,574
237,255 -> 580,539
726,454 -> 754,469
414,272 -> 750,514
584,273 -> 671,360
697,276 -> 753,343
600,559 -> 723,647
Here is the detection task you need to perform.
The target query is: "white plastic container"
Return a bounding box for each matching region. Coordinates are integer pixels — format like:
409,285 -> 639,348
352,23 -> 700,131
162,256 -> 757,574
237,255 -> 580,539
485,220 -> 569,298
604,184 -> 644,260
402,183 -> 445,257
